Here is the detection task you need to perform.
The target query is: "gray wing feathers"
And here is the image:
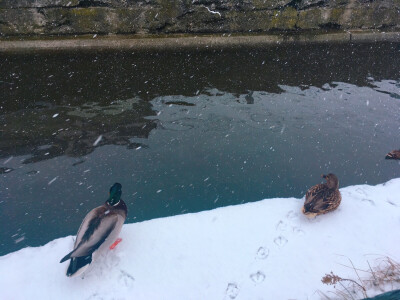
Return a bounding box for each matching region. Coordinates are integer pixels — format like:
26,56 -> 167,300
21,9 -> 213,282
69,214 -> 118,258
74,207 -> 104,247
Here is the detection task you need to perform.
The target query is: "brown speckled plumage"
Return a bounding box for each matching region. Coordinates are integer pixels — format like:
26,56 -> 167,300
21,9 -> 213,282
385,150 -> 400,160
302,174 -> 341,218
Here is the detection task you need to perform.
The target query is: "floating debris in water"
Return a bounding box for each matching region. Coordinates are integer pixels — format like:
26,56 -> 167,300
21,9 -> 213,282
72,160 -> 85,166
48,177 -> 58,185
4,156 -> 13,164
93,135 -> 103,146
52,113 -> 59,118
26,170 -> 40,175
0,167 -> 13,174
14,236 -> 25,244
165,101 -> 195,106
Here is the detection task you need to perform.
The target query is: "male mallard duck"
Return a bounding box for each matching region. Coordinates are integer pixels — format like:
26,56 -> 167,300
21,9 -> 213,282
385,150 -> 400,160
60,183 -> 127,277
302,174 -> 341,218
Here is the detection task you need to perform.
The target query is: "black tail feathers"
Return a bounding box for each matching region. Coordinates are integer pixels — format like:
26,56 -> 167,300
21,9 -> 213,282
66,255 -> 92,277
60,250 -> 74,263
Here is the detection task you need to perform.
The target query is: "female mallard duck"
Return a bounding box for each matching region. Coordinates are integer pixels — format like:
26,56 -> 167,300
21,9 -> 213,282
386,150 -> 400,160
302,174 -> 341,218
60,183 -> 127,277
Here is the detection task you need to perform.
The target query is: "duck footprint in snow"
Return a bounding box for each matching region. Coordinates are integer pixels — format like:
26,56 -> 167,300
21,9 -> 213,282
274,236 -> 288,248
104,253 -> 121,268
86,293 -> 104,300
362,198 -> 375,206
256,247 -> 269,259
355,188 -> 367,196
292,227 -> 305,236
387,200 -> 398,207
250,271 -> 265,284
286,210 -> 298,219
226,283 -> 239,299
275,220 -> 287,231
119,270 -> 135,288
91,254 -> 120,277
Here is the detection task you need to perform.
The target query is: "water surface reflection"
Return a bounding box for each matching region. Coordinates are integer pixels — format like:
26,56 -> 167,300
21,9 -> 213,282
0,42 -> 399,256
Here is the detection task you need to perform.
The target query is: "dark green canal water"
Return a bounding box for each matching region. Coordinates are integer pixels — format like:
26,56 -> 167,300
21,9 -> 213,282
0,42 -> 399,256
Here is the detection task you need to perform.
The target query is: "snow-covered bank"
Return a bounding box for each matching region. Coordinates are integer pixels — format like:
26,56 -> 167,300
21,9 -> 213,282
1,179 -> 400,299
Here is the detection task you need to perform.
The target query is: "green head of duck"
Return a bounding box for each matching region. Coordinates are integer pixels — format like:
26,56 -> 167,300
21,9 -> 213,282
107,183 -> 122,206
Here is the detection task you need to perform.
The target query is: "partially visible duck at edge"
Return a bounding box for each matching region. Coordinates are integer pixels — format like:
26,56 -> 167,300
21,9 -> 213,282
302,174 -> 341,219
60,182 -> 128,277
385,149 -> 400,160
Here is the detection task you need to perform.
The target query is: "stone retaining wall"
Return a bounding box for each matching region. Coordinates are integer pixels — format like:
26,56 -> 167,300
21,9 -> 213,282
1,0 -> 399,36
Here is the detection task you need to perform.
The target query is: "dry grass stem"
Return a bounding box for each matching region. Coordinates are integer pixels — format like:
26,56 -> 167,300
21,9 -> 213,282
320,256 -> 400,299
